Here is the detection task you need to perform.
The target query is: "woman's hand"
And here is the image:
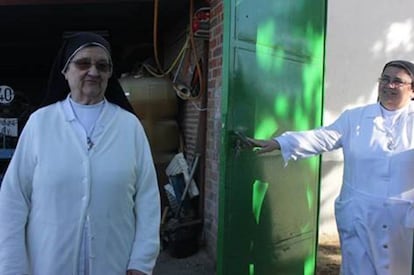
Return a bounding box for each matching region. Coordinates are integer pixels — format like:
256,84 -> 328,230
246,137 -> 280,154
127,270 -> 146,275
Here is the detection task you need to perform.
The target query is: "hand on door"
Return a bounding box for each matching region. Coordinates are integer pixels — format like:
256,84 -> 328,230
246,137 -> 280,154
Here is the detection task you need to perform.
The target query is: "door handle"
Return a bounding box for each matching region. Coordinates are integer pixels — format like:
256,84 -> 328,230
232,130 -> 253,157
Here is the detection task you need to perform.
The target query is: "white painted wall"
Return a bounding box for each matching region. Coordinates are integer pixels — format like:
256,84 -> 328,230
319,0 -> 414,237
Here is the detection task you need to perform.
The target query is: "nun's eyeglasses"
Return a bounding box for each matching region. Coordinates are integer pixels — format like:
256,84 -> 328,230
378,77 -> 412,88
70,58 -> 112,73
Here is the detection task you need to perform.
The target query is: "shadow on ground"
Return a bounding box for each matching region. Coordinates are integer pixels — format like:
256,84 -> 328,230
154,236 -> 341,275
154,248 -> 215,275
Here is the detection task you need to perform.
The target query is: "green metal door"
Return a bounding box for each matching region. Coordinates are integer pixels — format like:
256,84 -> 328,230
217,1 -> 327,274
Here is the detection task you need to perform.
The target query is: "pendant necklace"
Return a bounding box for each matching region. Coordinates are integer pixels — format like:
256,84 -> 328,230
69,98 -> 105,151
86,136 -> 94,151
381,106 -> 405,150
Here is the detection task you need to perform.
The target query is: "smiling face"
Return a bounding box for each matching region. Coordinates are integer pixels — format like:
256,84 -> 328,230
63,46 -> 112,105
378,65 -> 414,110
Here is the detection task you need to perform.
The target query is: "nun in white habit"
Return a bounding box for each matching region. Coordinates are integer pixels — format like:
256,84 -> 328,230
248,60 -> 414,275
0,32 -> 160,275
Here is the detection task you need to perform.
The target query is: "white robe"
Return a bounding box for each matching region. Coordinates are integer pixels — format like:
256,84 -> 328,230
0,99 -> 160,275
276,102 -> 414,275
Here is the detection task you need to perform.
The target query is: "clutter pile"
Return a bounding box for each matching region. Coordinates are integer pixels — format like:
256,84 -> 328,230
161,152 -> 203,258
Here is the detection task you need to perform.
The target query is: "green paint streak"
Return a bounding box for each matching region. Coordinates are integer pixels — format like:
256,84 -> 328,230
293,100 -> 308,130
293,26 -> 324,131
300,158 -> 319,175
302,24 -> 325,127
301,223 -> 312,235
274,94 -> 289,118
256,21 -> 275,71
252,180 -> 269,224
304,253 -> 315,275
308,158 -> 319,172
306,181 -> 314,210
255,118 -> 278,139
272,48 -> 285,70
302,222 -> 315,275
256,20 -> 284,72
257,20 -> 275,47
249,264 -> 255,275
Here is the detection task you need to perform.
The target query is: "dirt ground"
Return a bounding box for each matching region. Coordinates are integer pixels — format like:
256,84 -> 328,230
316,234 -> 341,275
153,249 -> 215,275
154,234 -> 341,274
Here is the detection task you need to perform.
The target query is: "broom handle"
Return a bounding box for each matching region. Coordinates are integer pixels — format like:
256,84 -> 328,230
175,155 -> 200,218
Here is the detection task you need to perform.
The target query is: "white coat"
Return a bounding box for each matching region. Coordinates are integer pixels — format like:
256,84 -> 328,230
0,99 -> 160,275
276,102 -> 414,275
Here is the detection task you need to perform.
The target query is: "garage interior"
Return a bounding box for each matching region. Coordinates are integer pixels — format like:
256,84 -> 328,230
0,0 -> 204,103
0,0 -> 210,259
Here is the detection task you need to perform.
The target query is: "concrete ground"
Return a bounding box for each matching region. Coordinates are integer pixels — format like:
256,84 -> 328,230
153,248 -> 215,275
153,234 -> 340,275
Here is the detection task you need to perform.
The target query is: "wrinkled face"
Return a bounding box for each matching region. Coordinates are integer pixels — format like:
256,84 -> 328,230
378,66 -> 414,110
64,46 -> 112,104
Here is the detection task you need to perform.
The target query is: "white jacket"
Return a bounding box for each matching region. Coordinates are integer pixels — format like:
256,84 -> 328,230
276,102 -> 414,275
0,99 -> 160,275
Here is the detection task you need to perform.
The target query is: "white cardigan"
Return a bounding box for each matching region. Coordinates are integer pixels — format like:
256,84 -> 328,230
0,99 -> 160,275
276,102 -> 414,275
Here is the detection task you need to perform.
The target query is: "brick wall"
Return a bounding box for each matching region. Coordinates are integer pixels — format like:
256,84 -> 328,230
162,0 -> 224,261
204,0 -> 223,259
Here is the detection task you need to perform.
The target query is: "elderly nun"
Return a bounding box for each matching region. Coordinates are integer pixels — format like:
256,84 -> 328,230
0,32 -> 160,275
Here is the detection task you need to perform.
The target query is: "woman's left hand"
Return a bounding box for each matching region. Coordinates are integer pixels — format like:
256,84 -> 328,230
246,137 -> 280,154
127,270 -> 146,275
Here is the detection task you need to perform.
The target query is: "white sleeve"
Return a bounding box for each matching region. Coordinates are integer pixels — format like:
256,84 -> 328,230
275,110 -> 349,165
127,124 -> 161,274
0,116 -> 37,275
